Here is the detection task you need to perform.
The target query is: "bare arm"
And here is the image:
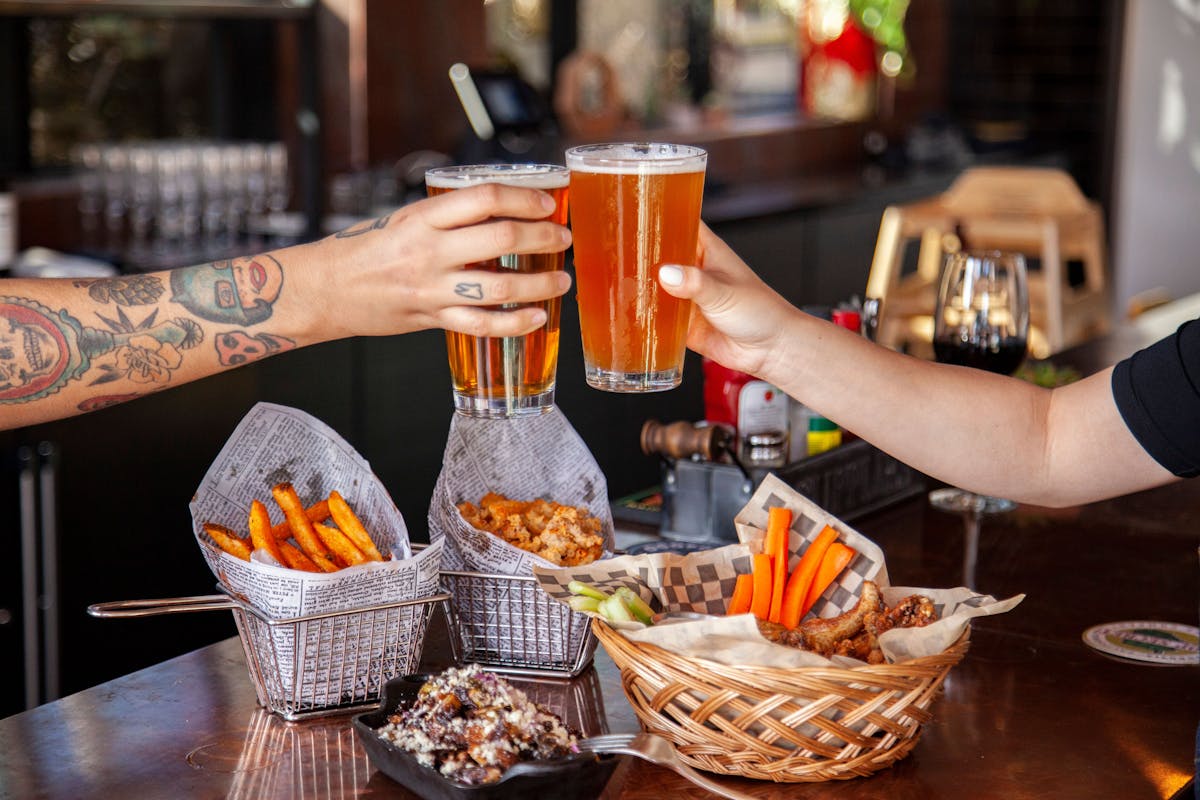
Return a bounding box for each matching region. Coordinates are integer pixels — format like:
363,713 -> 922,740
657,225 -> 1176,507
0,183 -> 571,431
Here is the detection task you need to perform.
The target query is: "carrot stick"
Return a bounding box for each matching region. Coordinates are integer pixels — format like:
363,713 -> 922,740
800,542 -> 856,618
750,553 -> 773,620
766,507 -> 792,623
779,525 -> 839,629
727,573 -> 754,615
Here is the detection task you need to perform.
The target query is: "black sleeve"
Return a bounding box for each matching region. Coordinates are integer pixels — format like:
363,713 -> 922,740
1110,318 -> 1200,478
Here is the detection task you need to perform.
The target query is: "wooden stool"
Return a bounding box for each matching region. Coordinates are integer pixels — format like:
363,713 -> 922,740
865,167 -> 1111,359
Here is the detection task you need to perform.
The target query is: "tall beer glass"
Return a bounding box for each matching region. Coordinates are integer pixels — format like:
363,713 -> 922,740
565,143 -> 706,392
425,164 -> 569,417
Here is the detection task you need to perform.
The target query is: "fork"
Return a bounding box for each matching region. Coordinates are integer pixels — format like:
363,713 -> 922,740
576,732 -> 758,800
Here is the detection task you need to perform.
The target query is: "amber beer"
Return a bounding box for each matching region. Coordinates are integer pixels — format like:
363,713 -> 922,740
425,165 -> 569,417
565,143 -> 706,392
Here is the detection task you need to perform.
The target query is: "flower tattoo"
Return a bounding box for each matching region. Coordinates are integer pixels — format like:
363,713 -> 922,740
113,334 -> 184,384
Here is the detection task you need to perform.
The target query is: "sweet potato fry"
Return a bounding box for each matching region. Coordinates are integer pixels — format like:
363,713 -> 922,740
270,498 -> 330,540
327,490 -> 385,561
203,522 -> 252,561
272,482 -> 340,573
278,540 -> 320,572
313,522 -> 368,567
249,498 -> 288,567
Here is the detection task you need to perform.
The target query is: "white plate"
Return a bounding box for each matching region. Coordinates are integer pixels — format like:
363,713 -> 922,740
1081,620 -> 1200,666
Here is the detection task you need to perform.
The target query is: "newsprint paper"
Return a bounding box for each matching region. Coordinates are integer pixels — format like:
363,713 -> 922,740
427,408 -> 614,669
189,402 -> 442,709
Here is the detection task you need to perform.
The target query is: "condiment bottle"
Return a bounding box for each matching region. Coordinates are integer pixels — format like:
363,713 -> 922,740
702,358 -> 789,452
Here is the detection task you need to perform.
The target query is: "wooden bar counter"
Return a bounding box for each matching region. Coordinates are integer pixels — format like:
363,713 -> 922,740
1,305 -> 1197,800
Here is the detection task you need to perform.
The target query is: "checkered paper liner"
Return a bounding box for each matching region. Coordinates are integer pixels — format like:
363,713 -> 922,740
732,473 -> 888,617
535,474 -> 1023,668
533,543 -> 754,617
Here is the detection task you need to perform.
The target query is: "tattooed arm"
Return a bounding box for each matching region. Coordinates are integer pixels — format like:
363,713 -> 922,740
0,182 -> 571,430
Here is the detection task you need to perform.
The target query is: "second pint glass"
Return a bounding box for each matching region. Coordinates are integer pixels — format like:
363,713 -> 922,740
425,164 -> 569,417
565,143 -> 707,392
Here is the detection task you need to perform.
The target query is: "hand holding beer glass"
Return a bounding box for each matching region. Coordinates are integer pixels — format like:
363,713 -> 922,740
565,143 -> 707,392
425,164 -> 570,417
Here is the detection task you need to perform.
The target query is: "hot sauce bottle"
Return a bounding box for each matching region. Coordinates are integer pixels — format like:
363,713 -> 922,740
702,358 -> 789,466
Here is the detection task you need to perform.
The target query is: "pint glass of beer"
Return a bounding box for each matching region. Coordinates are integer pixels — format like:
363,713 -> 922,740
425,164 -> 569,417
565,143 -> 706,392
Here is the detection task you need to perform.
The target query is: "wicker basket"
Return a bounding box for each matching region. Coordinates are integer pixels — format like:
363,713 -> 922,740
593,619 -> 970,782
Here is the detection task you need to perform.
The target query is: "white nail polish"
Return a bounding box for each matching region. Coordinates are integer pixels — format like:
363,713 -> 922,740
659,265 -> 684,286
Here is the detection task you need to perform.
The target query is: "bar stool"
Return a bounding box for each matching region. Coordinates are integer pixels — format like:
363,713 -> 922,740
865,166 -> 1111,359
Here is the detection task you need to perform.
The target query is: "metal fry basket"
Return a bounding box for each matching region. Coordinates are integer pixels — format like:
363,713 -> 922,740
89,588 -> 453,721
439,568 -> 597,678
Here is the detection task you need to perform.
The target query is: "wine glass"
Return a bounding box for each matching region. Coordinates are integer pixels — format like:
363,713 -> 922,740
928,249 -> 1030,589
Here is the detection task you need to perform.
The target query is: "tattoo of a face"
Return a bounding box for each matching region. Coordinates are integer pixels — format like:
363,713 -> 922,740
455,283 -> 484,301
215,330 -> 296,366
74,275 -> 165,306
333,213 -> 392,238
0,296 -> 203,403
169,255 -> 283,324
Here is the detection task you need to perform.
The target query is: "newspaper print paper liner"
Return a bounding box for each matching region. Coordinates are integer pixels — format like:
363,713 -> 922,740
427,407 -> 615,667
534,474 -> 1023,669
190,402 -> 443,703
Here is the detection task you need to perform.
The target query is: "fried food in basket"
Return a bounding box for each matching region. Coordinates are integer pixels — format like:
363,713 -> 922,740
273,482 -> 341,573
249,499 -> 288,567
329,490 -> 385,562
456,492 -> 604,566
313,522 -> 369,568
203,522 -> 253,561
757,580 -> 938,664
202,484 -> 388,572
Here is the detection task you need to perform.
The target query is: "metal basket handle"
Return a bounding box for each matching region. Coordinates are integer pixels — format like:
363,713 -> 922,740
88,594 -> 239,619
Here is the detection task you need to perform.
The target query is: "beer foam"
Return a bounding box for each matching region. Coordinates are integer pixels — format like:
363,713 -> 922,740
565,143 -> 707,175
425,164 -> 568,190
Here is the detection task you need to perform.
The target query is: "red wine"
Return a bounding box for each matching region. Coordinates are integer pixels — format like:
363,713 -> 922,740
933,336 -> 1027,375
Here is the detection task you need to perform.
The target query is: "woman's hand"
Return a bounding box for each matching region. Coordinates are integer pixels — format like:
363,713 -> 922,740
658,224 -> 797,378
293,183 -> 573,342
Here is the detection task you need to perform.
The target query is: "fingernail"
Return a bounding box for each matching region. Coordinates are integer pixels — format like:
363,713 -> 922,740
659,265 -> 684,286
540,193 -> 556,212
530,308 -> 548,326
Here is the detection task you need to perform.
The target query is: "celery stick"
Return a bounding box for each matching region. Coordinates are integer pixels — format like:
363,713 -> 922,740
568,580 -> 610,601
615,587 -> 655,625
567,595 -> 601,614
599,596 -> 634,623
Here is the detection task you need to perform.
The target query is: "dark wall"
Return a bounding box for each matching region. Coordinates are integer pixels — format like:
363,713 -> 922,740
946,0 -> 1123,201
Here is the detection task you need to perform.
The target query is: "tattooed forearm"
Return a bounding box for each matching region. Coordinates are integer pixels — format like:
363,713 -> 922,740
333,213 -> 392,238
0,295 -> 206,404
216,330 -> 296,366
169,254 -> 284,324
454,283 -> 484,301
